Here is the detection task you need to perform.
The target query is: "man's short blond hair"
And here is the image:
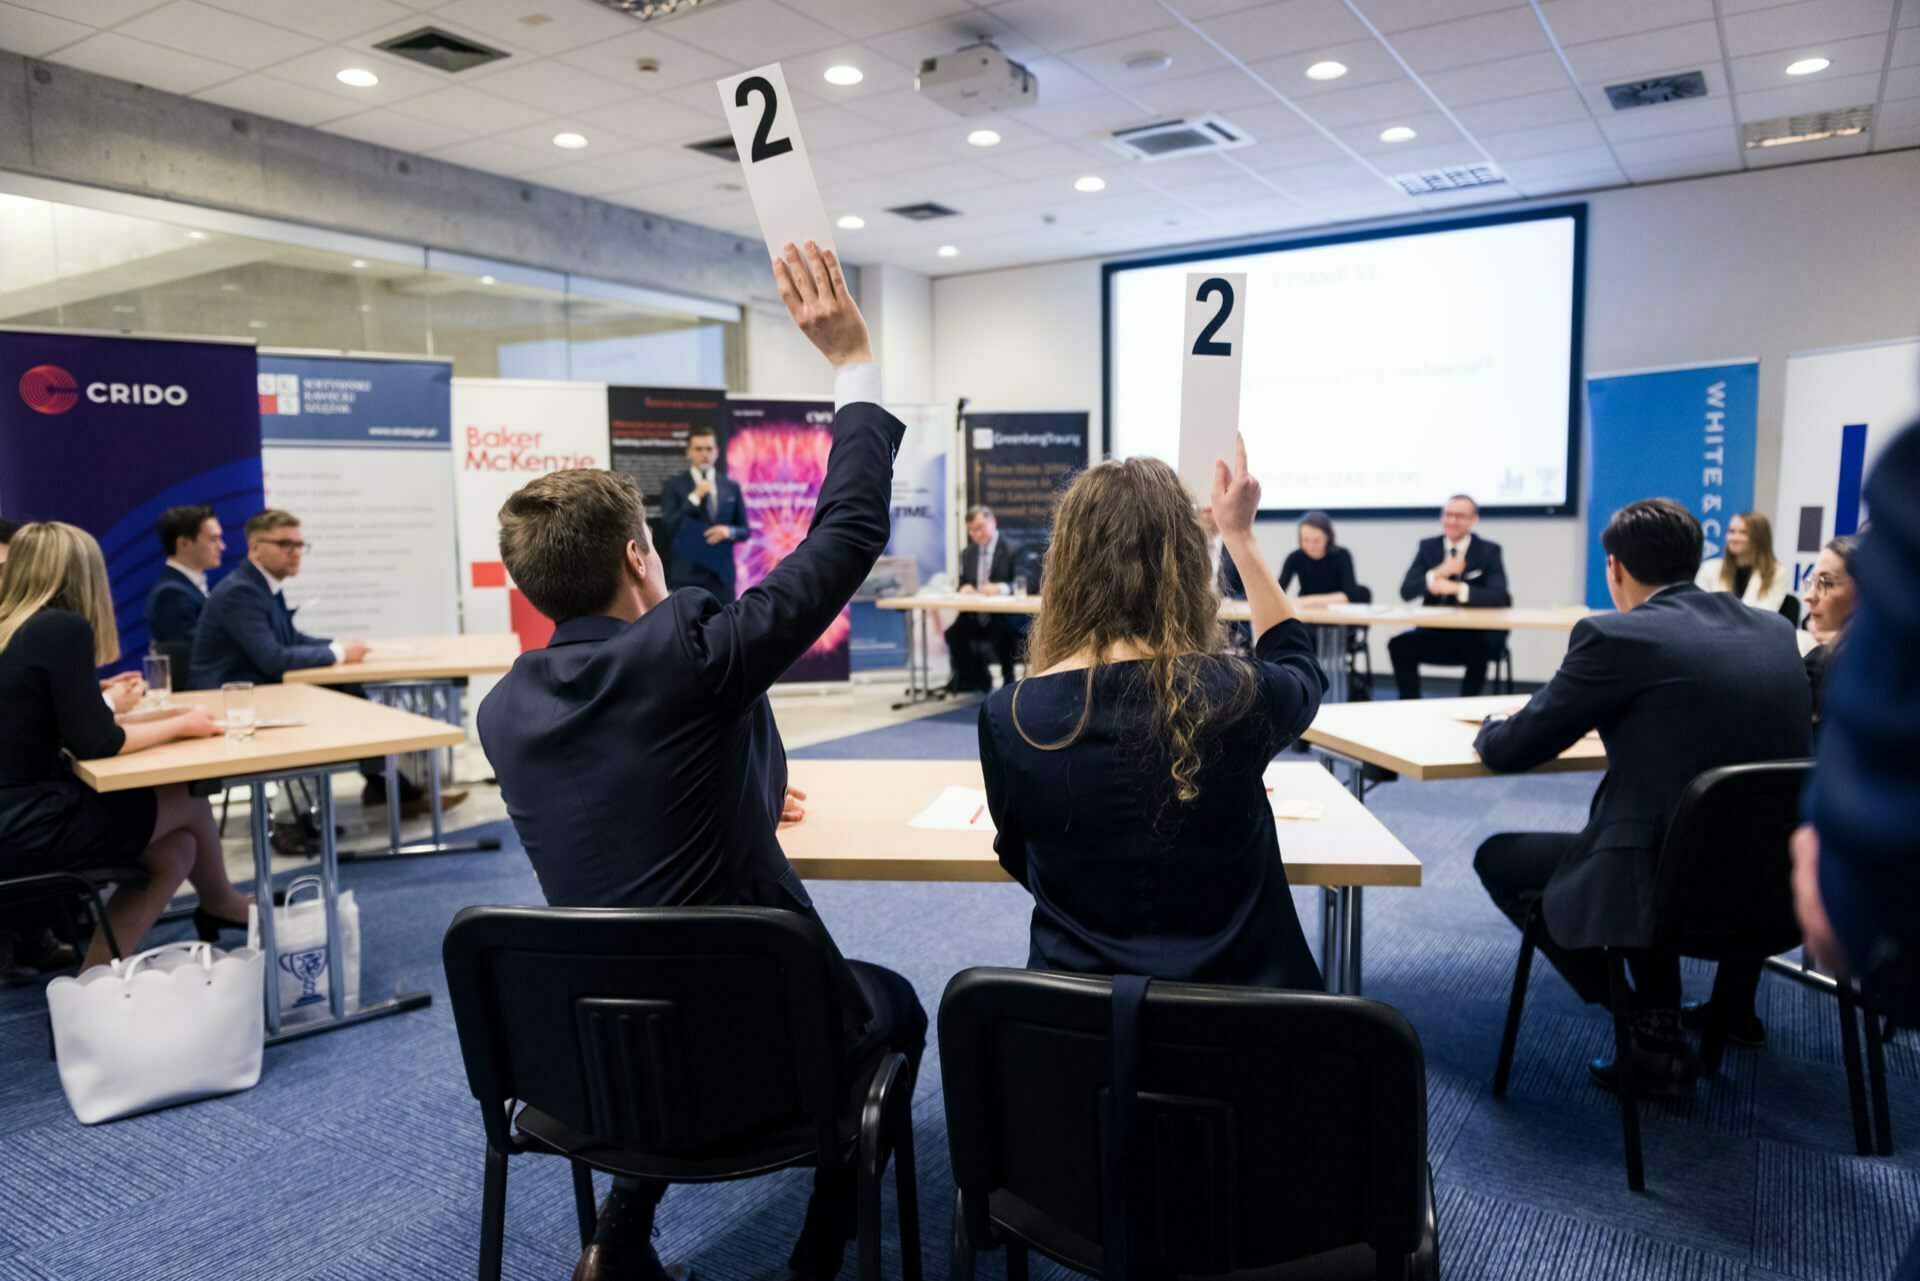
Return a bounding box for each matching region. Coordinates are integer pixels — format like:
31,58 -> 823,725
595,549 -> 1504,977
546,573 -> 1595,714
498,469 -> 651,623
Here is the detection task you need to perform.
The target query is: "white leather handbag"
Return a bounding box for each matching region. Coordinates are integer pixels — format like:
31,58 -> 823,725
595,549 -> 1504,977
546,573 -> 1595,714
46,941 -> 265,1124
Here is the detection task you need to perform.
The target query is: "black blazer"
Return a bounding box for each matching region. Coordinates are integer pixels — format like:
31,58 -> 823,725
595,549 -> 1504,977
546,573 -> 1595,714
1399,534 -> 1511,608
1475,583 -> 1811,950
144,565 -> 207,649
188,560 -> 334,689
978,620 -> 1327,989
958,536 -> 1020,592
477,400 -> 906,1032
658,468 -> 750,592
1279,546 -> 1369,601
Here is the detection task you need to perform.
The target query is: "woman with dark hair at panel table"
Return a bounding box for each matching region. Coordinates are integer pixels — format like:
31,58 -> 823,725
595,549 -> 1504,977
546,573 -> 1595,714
1694,510 -> 1793,617
1279,510 -> 1369,605
1802,535 -> 1860,718
0,522 -> 255,969
977,436 -> 1328,989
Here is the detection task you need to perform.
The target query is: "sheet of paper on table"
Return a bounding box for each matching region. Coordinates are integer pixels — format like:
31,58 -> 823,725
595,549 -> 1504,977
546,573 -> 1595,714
1258,764 -> 1324,821
909,786 -> 996,832
1323,602 -> 1392,616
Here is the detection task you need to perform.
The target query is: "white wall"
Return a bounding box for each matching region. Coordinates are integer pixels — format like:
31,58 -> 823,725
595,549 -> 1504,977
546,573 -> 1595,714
863,264 -> 935,405
929,150 -> 1920,680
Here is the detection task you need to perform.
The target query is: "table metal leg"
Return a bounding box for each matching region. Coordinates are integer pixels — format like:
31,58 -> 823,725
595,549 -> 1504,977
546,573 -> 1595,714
1320,887 -> 1339,991
1346,886 -> 1364,995
341,679 -> 502,863
251,781 -> 283,1035
1314,624 -> 1350,704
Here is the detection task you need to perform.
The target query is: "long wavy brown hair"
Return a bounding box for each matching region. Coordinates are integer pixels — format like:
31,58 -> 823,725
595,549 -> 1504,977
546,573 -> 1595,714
1013,457 -> 1255,805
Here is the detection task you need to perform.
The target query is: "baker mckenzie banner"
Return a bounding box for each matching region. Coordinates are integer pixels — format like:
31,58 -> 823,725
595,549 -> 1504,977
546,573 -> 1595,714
1583,361 -> 1758,609
1,330 -> 262,664
260,352 -> 458,639
963,411 -> 1087,562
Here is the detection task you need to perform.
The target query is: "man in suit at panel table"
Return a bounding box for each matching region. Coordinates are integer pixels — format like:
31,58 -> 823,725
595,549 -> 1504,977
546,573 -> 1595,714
1473,499 -> 1811,1095
658,426 -> 751,601
1389,493 -> 1512,698
144,504 -> 225,673
944,505 -> 1024,692
477,242 -> 925,1281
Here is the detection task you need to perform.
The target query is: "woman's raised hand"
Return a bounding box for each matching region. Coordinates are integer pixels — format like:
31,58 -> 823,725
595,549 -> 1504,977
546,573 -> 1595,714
1211,433 -> 1261,540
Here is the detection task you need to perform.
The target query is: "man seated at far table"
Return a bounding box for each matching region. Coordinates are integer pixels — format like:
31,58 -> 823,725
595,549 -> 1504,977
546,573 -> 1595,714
944,505 -> 1024,693
1390,493 -> 1511,698
145,504 -> 225,672
1473,499 -> 1810,1096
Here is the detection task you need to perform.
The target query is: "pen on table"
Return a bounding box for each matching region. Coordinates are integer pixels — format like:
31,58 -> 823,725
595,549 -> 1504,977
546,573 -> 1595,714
969,804 -> 985,825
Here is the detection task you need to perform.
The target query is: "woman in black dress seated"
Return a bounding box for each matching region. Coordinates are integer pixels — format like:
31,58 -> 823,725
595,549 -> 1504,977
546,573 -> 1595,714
1278,511 -> 1368,604
0,522 -> 252,968
977,439 -> 1327,988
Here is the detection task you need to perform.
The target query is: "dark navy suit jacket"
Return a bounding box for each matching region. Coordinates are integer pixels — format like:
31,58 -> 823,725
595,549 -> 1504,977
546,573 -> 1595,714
144,565 -> 207,650
1807,419 -> 1920,1020
658,468 -> 749,595
477,401 -> 906,1030
188,560 -> 335,689
1399,534 -> 1511,607
1475,582 -> 1811,950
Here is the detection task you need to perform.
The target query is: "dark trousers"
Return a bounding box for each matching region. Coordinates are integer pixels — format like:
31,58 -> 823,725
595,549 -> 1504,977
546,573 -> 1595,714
668,563 -> 736,603
1388,627 -> 1504,700
945,613 -> 1020,688
615,959 -> 928,1280
1474,833 -> 1681,1010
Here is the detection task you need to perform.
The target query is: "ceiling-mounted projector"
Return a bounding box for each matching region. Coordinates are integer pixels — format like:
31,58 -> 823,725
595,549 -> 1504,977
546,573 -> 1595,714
916,42 -> 1036,116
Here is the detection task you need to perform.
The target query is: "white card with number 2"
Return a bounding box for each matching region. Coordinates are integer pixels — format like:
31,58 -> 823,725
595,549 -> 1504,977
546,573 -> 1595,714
716,62 -> 837,265
1177,271 -> 1248,501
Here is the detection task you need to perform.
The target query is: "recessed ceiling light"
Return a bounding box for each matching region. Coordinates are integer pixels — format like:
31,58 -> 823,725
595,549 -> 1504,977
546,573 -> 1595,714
1306,60 -> 1348,81
1074,175 -> 1106,193
967,128 -> 1001,147
111,304 -> 136,314
186,230 -> 207,240
336,68 -> 379,88
247,319 -> 267,329
824,64 -> 863,86
552,131 -> 588,149
358,304 -> 373,312
836,214 -> 865,229
350,258 -> 368,268
1124,51 -> 1173,72
480,275 -> 497,284
220,283 -> 241,292
937,245 -> 959,258
1785,57 -> 1831,76
1379,125 -> 1417,143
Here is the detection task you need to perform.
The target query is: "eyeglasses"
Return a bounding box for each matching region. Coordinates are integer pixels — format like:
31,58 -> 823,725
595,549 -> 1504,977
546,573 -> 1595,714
259,538 -> 309,552
1807,572 -> 1847,594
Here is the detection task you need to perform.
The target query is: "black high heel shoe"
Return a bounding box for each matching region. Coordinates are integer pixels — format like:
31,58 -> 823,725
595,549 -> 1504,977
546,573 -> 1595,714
192,907 -> 250,942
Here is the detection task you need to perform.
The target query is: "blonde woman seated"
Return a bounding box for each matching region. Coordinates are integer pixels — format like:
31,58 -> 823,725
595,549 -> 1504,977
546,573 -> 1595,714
977,439 -> 1327,988
1695,511 -> 1792,616
0,523 -> 252,969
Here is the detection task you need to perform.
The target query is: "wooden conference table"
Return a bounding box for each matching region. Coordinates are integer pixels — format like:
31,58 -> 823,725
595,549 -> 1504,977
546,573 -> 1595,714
285,633 -> 519,859
878,594 -> 1591,704
72,684 -> 462,1041
779,758 -> 1421,995
1300,694 -> 1609,789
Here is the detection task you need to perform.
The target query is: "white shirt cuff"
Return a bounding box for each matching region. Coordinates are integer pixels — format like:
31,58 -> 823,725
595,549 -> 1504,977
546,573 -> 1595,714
1458,583 -> 1469,603
103,692 -> 118,712
833,362 -> 882,413
1425,569 -> 1440,593
329,640 -> 347,663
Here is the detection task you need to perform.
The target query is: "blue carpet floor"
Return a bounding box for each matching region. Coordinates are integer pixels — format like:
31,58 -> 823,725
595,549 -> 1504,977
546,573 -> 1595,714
1,702 -> 1915,1280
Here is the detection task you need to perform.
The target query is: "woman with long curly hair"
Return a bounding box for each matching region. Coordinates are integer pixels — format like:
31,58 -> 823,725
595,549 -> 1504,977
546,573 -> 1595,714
977,437 -> 1327,988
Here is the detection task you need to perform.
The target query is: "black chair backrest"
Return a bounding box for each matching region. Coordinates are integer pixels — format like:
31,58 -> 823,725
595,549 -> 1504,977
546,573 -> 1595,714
940,968 -> 1428,1275
1650,760 -> 1812,958
442,905 -> 848,1161
1779,595 -> 1802,628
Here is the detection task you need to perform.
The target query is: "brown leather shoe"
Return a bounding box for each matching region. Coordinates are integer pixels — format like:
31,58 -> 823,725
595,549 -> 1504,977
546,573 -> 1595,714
400,789 -> 468,820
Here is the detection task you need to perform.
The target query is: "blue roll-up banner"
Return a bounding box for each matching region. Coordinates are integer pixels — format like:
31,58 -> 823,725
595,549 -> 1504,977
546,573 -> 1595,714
1583,361 -> 1758,608
258,352 -> 458,638
1,330 -> 263,666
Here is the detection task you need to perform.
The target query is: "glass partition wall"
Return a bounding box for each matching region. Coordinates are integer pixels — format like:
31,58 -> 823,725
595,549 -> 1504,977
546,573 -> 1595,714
0,182 -> 740,385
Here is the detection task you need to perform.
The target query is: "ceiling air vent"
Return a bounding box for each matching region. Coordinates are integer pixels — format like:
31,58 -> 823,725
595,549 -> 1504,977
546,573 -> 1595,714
374,27 -> 510,74
1604,71 -> 1708,110
1106,114 -> 1251,163
1394,164 -> 1507,195
588,0 -> 742,20
1743,106 -> 1873,149
887,202 -> 960,221
686,134 -> 740,164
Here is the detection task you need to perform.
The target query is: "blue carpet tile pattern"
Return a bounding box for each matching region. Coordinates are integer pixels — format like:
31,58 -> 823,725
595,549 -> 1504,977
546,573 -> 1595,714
0,700 -> 1914,1279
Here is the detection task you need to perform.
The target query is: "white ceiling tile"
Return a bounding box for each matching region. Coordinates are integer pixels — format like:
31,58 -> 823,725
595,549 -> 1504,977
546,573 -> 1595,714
551,27 -> 739,91
470,60 -> 639,114
45,30 -> 240,93
194,72 -> 364,124
1385,7 -> 1554,74
1904,0 -> 1920,24
1559,21 -> 1725,84
789,102 -> 899,148
1477,117 -> 1606,157
197,0 -> 412,43
1870,123 -> 1920,150
1729,32 -> 1893,90
1885,63 -> 1920,98
1350,0 -> 1530,34
918,110 -> 1054,159
1610,124 -> 1738,163
778,0 -> 974,41
1595,93 -> 1733,141
1232,129 -> 1352,171
1062,23 -> 1231,87
1017,55 -> 1108,103
1289,75 -> 1435,126
777,42 -> 919,102
491,119 -> 647,159
1536,0 -> 1714,47
988,0 -> 1173,53
1274,157 -> 1390,190
1744,128 -> 1873,163
971,137 -> 1109,178
424,0 -> 637,56
1012,90 -> 1156,141
808,145 -> 884,183
260,43 -> 451,105
1219,100 -> 1321,139
388,83 -> 548,134
1511,166 -> 1625,193
0,2 -> 90,57
1496,144 -> 1620,177
1877,96 -> 1920,127
1617,153 -> 1739,181
1172,170 -> 1291,206
819,129 -> 958,175
1248,37 -> 1408,98
836,84 -> 973,131
1373,140 -> 1496,174
1892,25 -> 1920,65
1196,0 -> 1371,62
1130,66 -> 1277,114
5,0 -> 165,24
1720,0 -> 1821,14
1420,50 -> 1574,105
573,95 -> 721,146
1722,0 -> 1896,58
1736,69 -> 1886,118
1452,86 -> 1594,134
653,0 -> 847,67
862,11 -> 1047,69
425,135 -> 556,177
321,107 -> 470,151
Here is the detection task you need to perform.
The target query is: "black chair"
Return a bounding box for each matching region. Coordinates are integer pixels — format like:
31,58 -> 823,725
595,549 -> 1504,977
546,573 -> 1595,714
1491,760 -> 1886,1189
1779,595 -> 1802,628
0,867 -> 138,1056
941,967 -> 1438,1280
442,905 -> 921,1281
1493,645 -> 1515,695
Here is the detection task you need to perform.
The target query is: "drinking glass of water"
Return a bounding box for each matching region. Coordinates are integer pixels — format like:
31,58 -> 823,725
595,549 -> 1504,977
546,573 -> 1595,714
222,682 -> 256,742
141,652 -> 172,709
1012,576 -> 1029,598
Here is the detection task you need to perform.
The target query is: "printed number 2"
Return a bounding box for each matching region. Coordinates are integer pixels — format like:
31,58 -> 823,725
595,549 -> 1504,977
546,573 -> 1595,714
735,75 -> 794,163
1191,277 -> 1234,357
